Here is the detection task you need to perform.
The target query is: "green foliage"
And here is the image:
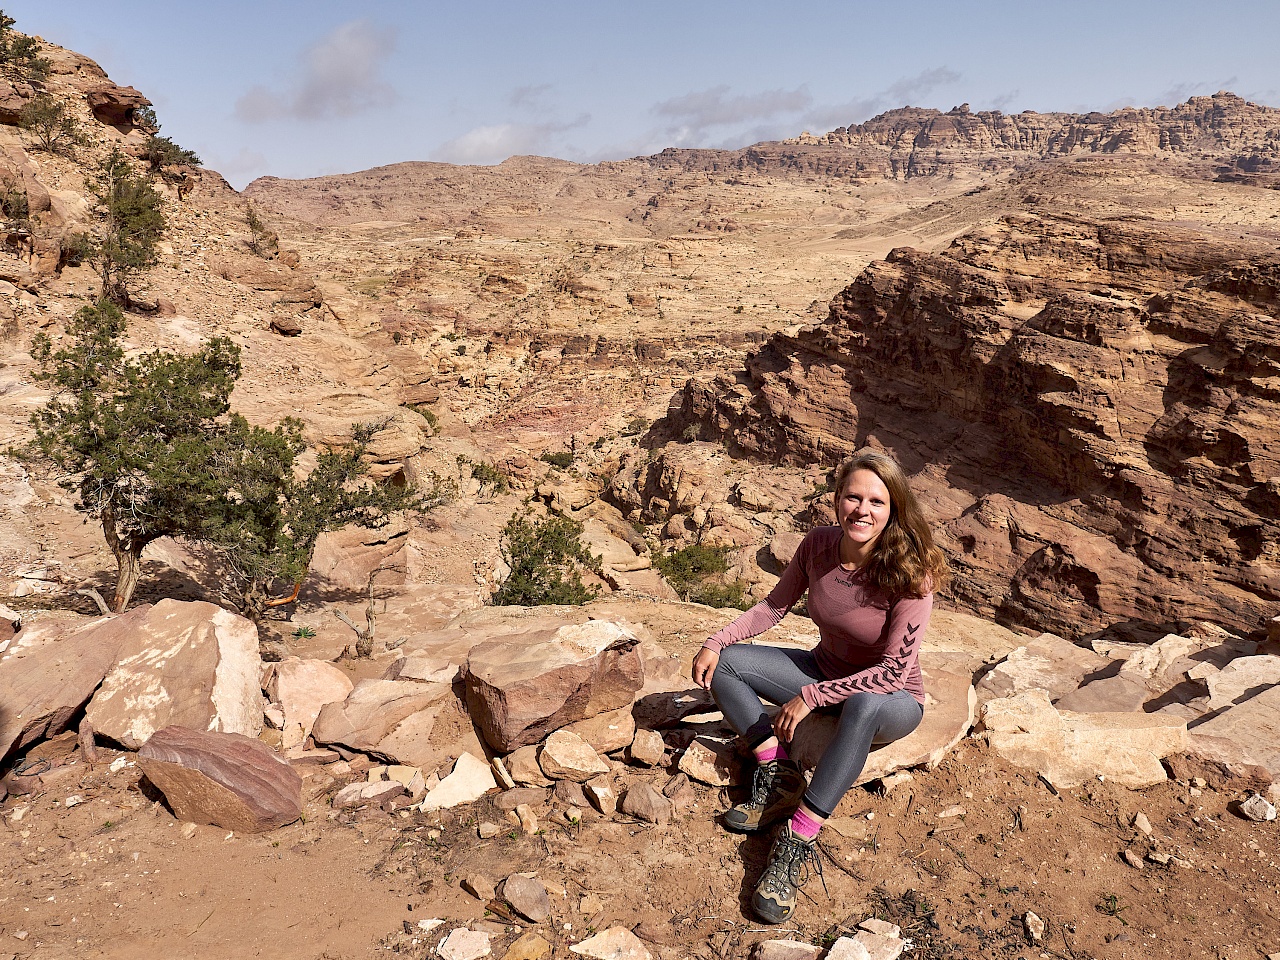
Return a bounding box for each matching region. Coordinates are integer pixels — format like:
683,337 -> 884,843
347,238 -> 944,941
89,148 -> 166,306
59,231 -> 93,268
244,201 -> 277,257
459,455 -> 507,493
0,175 -> 27,226
0,13 -> 51,80
201,419 -> 447,621
18,94 -> 86,156
491,512 -> 601,606
653,542 -> 749,609
622,417 -> 648,437
141,134 -> 201,174
539,450 -> 573,469
405,403 -> 438,430
292,625 -> 317,639
27,300 -> 241,611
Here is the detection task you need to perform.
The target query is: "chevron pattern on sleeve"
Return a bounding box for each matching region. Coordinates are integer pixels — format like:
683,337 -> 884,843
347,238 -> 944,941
812,621 -> 921,700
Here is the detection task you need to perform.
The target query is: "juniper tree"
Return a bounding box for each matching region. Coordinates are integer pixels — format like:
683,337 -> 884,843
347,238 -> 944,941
491,512 -> 601,606
19,94 -> 86,156
89,149 -> 165,306
0,12 -> 51,81
28,300 -> 240,611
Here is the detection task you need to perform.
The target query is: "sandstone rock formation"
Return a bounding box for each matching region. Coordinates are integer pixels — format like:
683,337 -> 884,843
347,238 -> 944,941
137,725 -> 302,832
665,212 -> 1280,639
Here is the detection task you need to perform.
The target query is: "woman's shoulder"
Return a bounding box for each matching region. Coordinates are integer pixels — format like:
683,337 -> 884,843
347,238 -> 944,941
798,526 -> 842,556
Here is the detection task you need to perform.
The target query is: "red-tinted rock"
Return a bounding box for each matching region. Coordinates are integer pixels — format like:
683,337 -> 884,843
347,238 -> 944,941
83,82 -> 151,125
138,725 -> 302,832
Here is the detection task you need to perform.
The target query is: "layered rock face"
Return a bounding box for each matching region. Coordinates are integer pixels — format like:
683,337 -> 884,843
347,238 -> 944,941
669,212 -> 1279,638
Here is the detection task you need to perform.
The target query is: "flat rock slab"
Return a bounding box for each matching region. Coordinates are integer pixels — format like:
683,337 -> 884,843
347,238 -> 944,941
311,678 -> 457,768
502,873 -> 551,922
1191,684 -> 1280,780
569,926 -> 652,959
0,607 -> 146,764
1206,656 -> 1280,710
751,940 -> 823,960
678,737 -> 738,787
86,600 -> 264,750
437,928 -> 491,960
463,620 -> 643,752
265,658 -> 354,750
137,725 -> 302,832
562,705 -> 636,754
419,752 -> 497,812
539,731 -> 609,782
982,689 -> 1189,789
975,633 -> 1111,708
790,654 -> 976,785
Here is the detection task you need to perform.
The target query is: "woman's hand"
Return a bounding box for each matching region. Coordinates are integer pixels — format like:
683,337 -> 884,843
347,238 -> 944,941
692,647 -> 720,690
772,696 -> 812,743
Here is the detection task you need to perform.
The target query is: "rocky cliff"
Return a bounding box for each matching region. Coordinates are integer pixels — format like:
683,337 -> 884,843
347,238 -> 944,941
666,211 -> 1280,639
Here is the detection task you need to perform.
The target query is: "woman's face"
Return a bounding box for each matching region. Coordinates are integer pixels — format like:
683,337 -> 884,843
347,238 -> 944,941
835,468 -> 892,551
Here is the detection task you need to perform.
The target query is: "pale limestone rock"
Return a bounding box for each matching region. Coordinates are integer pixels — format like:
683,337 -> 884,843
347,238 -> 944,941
507,745 -> 554,787
858,919 -> 901,938
265,657 -> 354,750
502,931 -> 552,960
620,781 -> 672,825
1024,912 -> 1046,943
462,620 -> 643,752
1191,685 -> 1280,779
824,938 -> 874,960
86,601 -> 264,750
515,802 -> 539,834
496,787 -> 549,812
502,873 -> 551,922
539,731 -> 609,782
974,633 -> 1110,707
585,778 -> 618,817
629,728 -> 666,767
751,941 -> 822,960
437,928 -> 491,960
678,737 -> 738,787
1132,812 -> 1153,835
462,875 -> 496,901
790,654 -> 974,783
386,765 -> 426,799
562,705 -> 636,754
1239,793 -> 1277,822
1206,656 -> 1280,710
310,678 -> 458,768
569,926 -> 652,959
383,653 -> 458,684
981,690 -> 1189,789
419,752 -> 497,811
263,704 -> 285,729
491,756 -> 516,789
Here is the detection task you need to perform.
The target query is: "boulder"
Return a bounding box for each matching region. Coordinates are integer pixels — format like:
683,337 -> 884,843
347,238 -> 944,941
501,874 -> 551,923
538,731 -> 610,782
506,745 -> 553,787
0,608 -> 145,764
790,654 -> 975,784
462,620 -> 643,752
562,704 -> 636,754
83,82 -> 151,124
137,725 -> 302,832
678,737 -> 739,787
620,781 -> 673,825
585,777 -> 618,817
981,690 -> 1189,789
418,752 -> 497,811
264,657 -> 354,750
628,729 -> 666,767
1190,684 -> 1280,779
310,679 -> 460,768
86,601 -> 264,750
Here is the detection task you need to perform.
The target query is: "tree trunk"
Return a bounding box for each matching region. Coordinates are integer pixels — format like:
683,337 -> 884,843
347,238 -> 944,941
102,507 -> 144,613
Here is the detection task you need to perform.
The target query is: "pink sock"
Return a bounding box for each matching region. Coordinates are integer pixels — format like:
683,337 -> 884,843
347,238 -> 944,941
790,807 -> 823,840
754,743 -> 788,763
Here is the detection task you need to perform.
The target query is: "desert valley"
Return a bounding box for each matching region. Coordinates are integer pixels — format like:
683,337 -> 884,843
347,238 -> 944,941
0,21 -> 1278,960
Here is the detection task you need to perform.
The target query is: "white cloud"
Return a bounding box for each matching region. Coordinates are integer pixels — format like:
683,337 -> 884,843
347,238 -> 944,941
235,19 -> 397,123
651,84 -> 813,145
434,114 -> 590,165
802,66 -> 963,132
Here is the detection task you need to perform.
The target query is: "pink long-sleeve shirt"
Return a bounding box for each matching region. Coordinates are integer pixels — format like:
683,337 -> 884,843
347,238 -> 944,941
702,526 -> 932,708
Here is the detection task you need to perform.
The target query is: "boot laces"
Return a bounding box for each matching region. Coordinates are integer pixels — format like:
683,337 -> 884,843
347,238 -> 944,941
746,760 -> 778,809
764,830 -> 826,896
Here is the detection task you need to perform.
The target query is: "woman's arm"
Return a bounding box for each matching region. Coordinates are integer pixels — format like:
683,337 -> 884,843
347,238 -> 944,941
800,593 -> 933,709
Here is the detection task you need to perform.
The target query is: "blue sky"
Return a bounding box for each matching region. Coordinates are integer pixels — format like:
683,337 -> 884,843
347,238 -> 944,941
7,1 -> 1276,189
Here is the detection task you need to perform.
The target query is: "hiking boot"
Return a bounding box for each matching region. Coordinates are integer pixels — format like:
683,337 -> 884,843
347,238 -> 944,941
723,757 -> 805,833
751,823 -> 824,925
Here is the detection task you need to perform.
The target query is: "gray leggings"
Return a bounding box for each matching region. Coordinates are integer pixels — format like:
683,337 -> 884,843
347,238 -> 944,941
711,644 -> 923,818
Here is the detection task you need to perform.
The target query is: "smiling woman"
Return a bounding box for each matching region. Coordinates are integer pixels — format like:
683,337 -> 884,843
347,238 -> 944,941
689,448 -> 949,924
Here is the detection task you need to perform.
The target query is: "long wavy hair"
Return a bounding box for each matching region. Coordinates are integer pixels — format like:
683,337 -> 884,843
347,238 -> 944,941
834,450 -> 950,599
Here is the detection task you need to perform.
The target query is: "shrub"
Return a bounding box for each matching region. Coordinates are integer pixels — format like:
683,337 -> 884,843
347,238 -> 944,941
0,176 -> 27,226
244,201 -> 277,258
458,455 -> 507,493
491,512 -> 601,606
89,148 -> 166,306
0,13 -> 50,80
653,542 -> 750,609
539,450 -> 573,469
19,95 -> 86,156
59,231 -> 94,268
622,417 -> 648,437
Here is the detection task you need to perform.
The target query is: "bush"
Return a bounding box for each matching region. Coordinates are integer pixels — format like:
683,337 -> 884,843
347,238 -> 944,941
0,14 -> 50,80
89,148 -> 166,306
0,176 -> 27,226
59,231 -> 93,268
19,95 -> 86,156
653,542 -> 750,609
244,201 -> 278,258
491,512 -> 601,606
539,450 -> 573,469
459,455 -> 507,493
